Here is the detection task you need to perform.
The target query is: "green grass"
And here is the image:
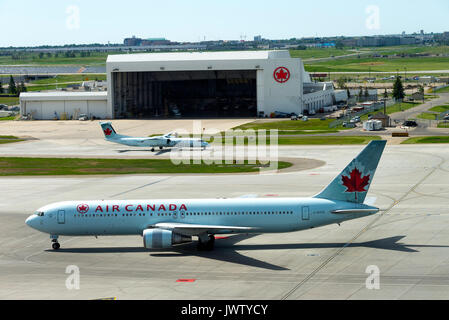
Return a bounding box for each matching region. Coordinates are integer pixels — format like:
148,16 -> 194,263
360,102 -> 420,121
289,48 -> 354,60
402,136 -> 449,144
0,136 -> 23,144
305,56 -> 449,72
210,135 -> 382,145
0,157 -> 292,176
233,119 -> 339,131
434,86 -> 449,93
0,96 -> 19,106
429,105 -> 449,113
417,112 -> 438,120
0,116 -> 17,121
361,45 -> 449,56
29,74 -> 106,85
438,122 -> 449,128
276,136 -> 381,145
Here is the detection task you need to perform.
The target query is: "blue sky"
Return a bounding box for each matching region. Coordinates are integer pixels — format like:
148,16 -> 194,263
0,0 -> 448,47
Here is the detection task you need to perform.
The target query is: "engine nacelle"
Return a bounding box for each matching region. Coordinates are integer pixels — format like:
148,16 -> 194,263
143,229 -> 192,249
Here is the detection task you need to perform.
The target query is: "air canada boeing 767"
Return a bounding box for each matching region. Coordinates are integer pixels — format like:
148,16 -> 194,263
26,140 -> 386,251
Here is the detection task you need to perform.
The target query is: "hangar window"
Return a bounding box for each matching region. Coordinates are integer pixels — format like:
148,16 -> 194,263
112,70 -> 257,119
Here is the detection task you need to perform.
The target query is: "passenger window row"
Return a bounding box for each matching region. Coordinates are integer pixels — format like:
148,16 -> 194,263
74,211 -> 294,218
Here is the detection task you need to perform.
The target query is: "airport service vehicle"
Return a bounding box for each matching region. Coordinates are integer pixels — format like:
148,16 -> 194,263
26,141 -> 387,251
363,120 -> 383,131
99,122 -> 208,152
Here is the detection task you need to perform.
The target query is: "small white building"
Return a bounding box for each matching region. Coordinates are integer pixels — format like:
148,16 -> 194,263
20,92 -> 109,120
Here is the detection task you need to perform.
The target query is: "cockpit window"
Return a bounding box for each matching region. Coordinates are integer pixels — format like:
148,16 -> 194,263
35,211 -> 44,217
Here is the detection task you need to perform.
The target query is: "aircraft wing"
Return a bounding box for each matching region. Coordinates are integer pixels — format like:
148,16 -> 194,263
153,222 -> 259,235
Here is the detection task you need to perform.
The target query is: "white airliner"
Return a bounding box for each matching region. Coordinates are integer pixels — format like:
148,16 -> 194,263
100,122 -> 209,152
26,141 -> 386,251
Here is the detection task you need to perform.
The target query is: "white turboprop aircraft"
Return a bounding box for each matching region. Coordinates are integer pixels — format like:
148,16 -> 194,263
100,122 -> 209,152
26,141 -> 386,251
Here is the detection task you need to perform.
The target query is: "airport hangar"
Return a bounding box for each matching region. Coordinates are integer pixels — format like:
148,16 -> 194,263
20,50 -> 336,120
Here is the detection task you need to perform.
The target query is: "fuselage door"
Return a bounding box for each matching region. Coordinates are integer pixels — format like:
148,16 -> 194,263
302,206 -> 310,221
57,210 -> 66,224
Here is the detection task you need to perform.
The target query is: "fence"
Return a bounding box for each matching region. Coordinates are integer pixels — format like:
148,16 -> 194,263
329,101 -> 390,129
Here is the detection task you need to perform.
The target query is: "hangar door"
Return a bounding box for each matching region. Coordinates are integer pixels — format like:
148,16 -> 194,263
112,70 -> 257,118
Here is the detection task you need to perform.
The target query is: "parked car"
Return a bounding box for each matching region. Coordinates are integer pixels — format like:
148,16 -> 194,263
78,114 -> 89,121
0,104 -> 7,110
350,116 -> 361,123
343,122 -> 356,128
403,120 -> 418,127
291,114 -> 303,121
443,115 -> 449,121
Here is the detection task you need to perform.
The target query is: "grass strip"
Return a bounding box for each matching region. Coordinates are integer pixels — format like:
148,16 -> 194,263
402,136 -> 449,144
0,157 -> 292,176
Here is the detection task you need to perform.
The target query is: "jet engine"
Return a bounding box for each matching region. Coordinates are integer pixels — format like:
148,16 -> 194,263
143,229 -> 192,249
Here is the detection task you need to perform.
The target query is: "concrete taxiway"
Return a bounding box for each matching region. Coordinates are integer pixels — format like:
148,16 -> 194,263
0,143 -> 448,300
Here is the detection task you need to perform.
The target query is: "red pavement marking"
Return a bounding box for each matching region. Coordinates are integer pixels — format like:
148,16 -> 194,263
265,194 -> 279,197
215,236 -> 230,240
176,279 -> 196,283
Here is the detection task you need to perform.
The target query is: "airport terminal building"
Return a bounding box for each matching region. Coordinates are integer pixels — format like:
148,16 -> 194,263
21,50 -> 337,119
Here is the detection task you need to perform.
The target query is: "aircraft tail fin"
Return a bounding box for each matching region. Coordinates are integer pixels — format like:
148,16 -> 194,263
314,140 -> 387,204
100,122 -> 122,139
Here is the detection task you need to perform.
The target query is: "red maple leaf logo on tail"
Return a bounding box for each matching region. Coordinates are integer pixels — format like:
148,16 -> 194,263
342,168 -> 370,201
104,128 -> 112,136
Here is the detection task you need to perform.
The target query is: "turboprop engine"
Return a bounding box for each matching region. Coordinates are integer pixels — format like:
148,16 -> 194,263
143,229 -> 192,249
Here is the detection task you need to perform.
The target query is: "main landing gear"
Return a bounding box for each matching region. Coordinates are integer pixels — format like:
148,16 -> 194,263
51,235 -> 60,250
197,234 -> 215,251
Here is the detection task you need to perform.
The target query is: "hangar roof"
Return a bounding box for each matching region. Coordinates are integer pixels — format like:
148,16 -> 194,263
20,91 -> 107,101
107,50 -> 291,63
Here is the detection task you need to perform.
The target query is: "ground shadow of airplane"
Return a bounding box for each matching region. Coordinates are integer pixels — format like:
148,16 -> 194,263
117,149 -> 172,156
117,148 -> 207,156
53,235 -> 449,271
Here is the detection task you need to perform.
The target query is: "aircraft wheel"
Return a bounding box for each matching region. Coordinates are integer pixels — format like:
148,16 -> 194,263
52,242 -> 60,250
159,147 -> 163,150
151,148 -> 155,152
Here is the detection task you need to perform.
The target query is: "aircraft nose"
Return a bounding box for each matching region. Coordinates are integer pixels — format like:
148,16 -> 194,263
25,215 -> 36,229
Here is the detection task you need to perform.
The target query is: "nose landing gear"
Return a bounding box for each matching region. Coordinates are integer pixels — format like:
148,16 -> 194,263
51,236 -> 60,250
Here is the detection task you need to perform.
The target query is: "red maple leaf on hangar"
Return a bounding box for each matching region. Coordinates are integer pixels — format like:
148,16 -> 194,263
104,128 -> 112,136
341,168 -> 370,193
276,69 -> 288,80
